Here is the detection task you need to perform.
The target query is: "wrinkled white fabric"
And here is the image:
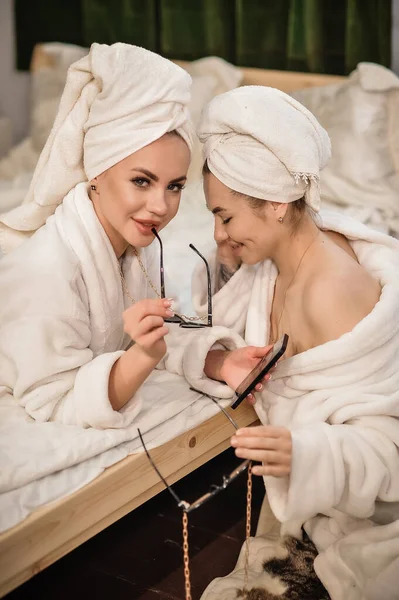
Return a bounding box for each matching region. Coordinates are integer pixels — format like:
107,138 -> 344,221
198,85 -> 331,211
0,181 -> 247,533
190,213 -> 399,600
0,182 -> 158,427
0,42 -> 194,254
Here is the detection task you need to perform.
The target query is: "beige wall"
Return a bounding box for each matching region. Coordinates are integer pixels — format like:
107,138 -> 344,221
0,0 -> 30,144
0,0 -> 398,145
393,0 -> 399,74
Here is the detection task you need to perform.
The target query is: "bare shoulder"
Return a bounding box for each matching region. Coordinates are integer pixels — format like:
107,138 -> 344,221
303,260 -> 381,346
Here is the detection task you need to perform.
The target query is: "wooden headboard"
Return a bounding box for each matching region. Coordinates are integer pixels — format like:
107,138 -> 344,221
31,43 -> 346,92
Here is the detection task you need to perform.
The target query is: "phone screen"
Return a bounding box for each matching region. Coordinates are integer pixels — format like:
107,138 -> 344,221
231,334 -> 289,410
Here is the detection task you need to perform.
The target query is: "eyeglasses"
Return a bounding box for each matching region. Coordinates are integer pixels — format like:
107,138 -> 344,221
151,228 -> 212,329
137,388 -> 250,513
139,387 -> 254,600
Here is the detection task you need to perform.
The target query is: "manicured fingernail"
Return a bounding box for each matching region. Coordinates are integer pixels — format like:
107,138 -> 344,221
163,300 -> 173,307
231,436 -> 237,446
165,309 -> 174,316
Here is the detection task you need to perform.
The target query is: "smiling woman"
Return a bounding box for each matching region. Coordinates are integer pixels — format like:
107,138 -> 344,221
89,133 -> 189,258
0,42 -> 194,427
164,85 -> 399,600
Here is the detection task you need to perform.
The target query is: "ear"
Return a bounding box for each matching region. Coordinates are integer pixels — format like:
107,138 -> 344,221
270,202 -> 288,223
89,177 -> 99,194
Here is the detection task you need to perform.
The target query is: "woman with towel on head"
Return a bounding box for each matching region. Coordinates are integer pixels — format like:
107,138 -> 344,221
0,43 -> 193,428
166,87 -> 399,599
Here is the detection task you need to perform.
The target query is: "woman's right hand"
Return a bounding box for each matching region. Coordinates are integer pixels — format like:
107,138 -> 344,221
122,298 -> 173,362
219,345 -> 273,404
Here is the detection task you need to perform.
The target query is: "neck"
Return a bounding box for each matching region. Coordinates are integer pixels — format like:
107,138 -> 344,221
271,215 -> 320,280
89,191 -> 128,259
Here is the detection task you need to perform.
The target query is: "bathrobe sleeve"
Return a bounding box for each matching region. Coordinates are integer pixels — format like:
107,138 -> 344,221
163,324 -> 246,398
266,413 -> 399,523
0,272 -> 142,429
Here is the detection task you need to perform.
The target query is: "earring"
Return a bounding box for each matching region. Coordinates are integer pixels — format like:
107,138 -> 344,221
278,217 -> 284,223
90,184 -> 97,191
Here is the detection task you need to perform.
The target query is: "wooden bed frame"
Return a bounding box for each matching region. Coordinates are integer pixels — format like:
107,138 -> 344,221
0,45 -> 346,598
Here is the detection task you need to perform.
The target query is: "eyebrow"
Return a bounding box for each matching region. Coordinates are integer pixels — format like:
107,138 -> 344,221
131,168 -> 187,184
210,206 -> 226,215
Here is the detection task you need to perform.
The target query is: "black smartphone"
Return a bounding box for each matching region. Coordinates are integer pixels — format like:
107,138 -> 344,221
231,334 -> 289,410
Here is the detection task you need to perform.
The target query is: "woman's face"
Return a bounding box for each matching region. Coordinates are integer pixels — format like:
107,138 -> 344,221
91,133 -> 190,256
204,173 -> 287,265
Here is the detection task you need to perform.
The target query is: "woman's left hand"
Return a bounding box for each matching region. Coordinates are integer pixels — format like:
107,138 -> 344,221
231,425 -> 292,477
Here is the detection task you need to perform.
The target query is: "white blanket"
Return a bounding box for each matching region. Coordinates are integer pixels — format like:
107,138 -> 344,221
0,371 -> 229,533
188,213 -> 399,600
0,182 -> 234,532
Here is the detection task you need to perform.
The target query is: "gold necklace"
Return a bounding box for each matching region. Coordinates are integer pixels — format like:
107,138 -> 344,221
270,231 -> 320,343
117,248 -> 162,305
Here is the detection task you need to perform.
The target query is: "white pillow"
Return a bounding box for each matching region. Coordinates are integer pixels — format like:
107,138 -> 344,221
292,63 -> 399,234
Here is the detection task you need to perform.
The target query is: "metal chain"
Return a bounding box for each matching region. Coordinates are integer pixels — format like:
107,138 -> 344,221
118,248 -> 206,322
182,512 -> 192,600
132,247 -> 162,299
243,461 -> 253,593
180,464 -> 252,599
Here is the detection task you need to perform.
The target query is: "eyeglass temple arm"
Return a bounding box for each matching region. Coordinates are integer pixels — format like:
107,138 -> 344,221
189,387 -> 239,430
189,244 -> 213,327
151,228 -> 166,298
137,428 -> 184,506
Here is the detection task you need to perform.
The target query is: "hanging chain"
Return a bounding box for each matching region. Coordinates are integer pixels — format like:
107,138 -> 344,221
182,511 -> 192,600
180,464 -> 252,599
118,249 -> 206,322
243,461 -> 253,594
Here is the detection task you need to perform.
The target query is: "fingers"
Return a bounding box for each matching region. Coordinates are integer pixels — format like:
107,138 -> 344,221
234,425 -> 291,439
252,464 -> 291,477
246,393 -> 256,405
249,345 -> 273,359
141,325 -> 169,347
231,434 -> 289,451
234,448 -> 291,465
127,298 -> 174,320
231,426 -> 292,478
139,315 -> 165,334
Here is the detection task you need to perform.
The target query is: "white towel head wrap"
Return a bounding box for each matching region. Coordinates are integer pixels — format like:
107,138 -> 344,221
198,85 -> 331,212
0,42 -> 194,253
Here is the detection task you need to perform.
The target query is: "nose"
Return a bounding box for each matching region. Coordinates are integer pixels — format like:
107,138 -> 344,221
146,189 -> 168,218
214,219 -> 228,243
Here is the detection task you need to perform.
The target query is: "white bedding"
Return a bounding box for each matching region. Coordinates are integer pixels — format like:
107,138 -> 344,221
1,48 -> 397,544
0,181 -> 218,534
0,370 -> 227,533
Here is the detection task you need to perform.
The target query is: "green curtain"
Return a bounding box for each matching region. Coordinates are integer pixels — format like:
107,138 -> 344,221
15,0 -> 392,75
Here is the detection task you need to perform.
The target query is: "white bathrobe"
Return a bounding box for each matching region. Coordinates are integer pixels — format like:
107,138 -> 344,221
171,213 -> 399,600
0,182 -> 163,429
0,181 -> 246,530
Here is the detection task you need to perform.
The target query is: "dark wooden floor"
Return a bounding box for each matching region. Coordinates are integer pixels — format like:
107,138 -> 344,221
7,448 -> 265,600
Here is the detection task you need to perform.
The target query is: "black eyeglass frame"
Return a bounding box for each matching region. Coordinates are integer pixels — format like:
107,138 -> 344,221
151,228 -> 213,329
137,388 -> 250,513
